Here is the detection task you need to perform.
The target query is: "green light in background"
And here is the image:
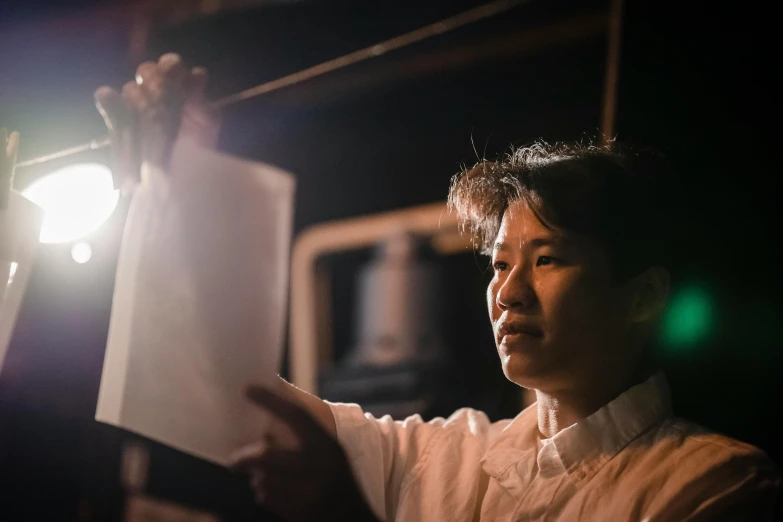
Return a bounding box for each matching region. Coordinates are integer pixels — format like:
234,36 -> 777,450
661,285 -> 715,350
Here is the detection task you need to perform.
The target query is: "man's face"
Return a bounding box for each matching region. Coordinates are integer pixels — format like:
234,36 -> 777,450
487,200 -> 636,393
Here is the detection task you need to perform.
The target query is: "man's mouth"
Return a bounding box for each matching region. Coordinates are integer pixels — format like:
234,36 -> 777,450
497,320 -> 544,342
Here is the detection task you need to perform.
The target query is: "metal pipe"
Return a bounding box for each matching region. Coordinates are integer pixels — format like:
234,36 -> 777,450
15,0 -> 528,170
600,0 -> 625,143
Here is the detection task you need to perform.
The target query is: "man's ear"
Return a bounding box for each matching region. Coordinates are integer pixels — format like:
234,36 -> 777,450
627,266 -> 671,324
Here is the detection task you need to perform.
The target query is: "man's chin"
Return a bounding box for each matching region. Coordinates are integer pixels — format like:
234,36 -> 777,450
500,352 -> 552,388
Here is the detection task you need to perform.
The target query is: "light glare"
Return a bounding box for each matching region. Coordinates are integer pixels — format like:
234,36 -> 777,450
22,163 -> 119,244
661,285 -> 715,350
71,242 -> 93,264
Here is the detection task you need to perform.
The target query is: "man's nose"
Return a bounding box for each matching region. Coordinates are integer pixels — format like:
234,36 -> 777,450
496,266 -> 537,311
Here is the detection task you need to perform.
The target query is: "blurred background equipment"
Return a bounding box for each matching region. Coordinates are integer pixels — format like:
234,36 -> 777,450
349,232 -> 445,368
288,202 -> 461,393
318,229 -> 450,419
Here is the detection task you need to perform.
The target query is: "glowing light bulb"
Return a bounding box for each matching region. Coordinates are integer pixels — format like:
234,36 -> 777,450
22,163 -> 119,244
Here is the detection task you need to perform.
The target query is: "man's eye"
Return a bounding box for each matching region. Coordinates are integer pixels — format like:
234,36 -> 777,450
493,261 -> 509,272
536,256 -> 554,267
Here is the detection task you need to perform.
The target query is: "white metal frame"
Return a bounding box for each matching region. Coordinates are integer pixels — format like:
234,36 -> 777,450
288,202 -> 464,393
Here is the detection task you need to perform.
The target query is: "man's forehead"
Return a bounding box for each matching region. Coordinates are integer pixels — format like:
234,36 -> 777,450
500,199 -> 548,228
496,204 -> 562,243
492,235 -> 565,252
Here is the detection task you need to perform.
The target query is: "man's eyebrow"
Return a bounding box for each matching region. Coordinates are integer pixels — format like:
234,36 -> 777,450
492,237 -> 564,253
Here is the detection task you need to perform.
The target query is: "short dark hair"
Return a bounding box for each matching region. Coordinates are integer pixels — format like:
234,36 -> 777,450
447,139 -> 680,279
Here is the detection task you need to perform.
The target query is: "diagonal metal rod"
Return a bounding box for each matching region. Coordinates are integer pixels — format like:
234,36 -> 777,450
600,0 -> 624,143
15,0 -> 527,170
16,137 -> 113,169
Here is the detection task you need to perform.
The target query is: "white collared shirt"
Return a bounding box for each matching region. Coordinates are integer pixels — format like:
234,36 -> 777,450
327,374 -> 780,521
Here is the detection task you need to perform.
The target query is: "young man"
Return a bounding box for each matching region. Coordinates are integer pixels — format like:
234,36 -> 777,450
96,54 -> 780,522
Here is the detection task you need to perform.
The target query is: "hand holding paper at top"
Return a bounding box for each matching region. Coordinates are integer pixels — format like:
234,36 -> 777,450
94,53 -> 221,190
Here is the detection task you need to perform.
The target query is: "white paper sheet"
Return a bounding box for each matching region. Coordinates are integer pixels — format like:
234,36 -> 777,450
1,191 -> 44,375
96,142 -> 295,466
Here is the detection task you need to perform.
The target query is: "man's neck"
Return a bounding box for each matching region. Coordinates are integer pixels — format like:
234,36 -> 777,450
535,368 -> 652,440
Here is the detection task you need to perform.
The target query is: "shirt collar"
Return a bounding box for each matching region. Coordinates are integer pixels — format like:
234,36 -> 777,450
481,372 -> 673,493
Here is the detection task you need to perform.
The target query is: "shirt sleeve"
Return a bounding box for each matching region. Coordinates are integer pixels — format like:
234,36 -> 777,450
326,402 -> 496,521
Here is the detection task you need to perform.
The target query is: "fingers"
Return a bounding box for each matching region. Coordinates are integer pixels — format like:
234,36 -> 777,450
94,86 -> 128,133
187,66 -> 209,99
136,54 -> 187,106
248,469 -> 299,516
228,438 -> 269,470
131,54 -> 196,167
2,129 -> 19,169
95,85 -> 140,189
99,54 -> 209,126
1,128 -> 18,208
93,53 -> 217,177
158,53 -> 188,91
245,385 -> 322,438
179,66 -> 221,148
229,442 -> 302,474
135,61 -> 161,100
230,444 -> 306,516
6,130 -> 19,163
135,61 -> 166,107
122,81 -> 152,114
3,128 -> 19,158
129,59 -> 211,125
249,469 -> 268,503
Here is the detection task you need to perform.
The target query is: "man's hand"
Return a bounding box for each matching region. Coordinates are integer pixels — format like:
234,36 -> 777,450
1,128 -> 19,209
94,53 -> 221,190
230,385 -> 379,522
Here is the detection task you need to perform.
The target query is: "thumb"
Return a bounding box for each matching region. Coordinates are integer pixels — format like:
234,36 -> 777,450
94,86 -> 128,133
6,130 -> 19,162
179,67 -> 222,149
95,86 -> 140,189
1,129 -> 19,208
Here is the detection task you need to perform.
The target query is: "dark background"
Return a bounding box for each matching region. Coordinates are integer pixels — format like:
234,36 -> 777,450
1,0 -> 780,520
